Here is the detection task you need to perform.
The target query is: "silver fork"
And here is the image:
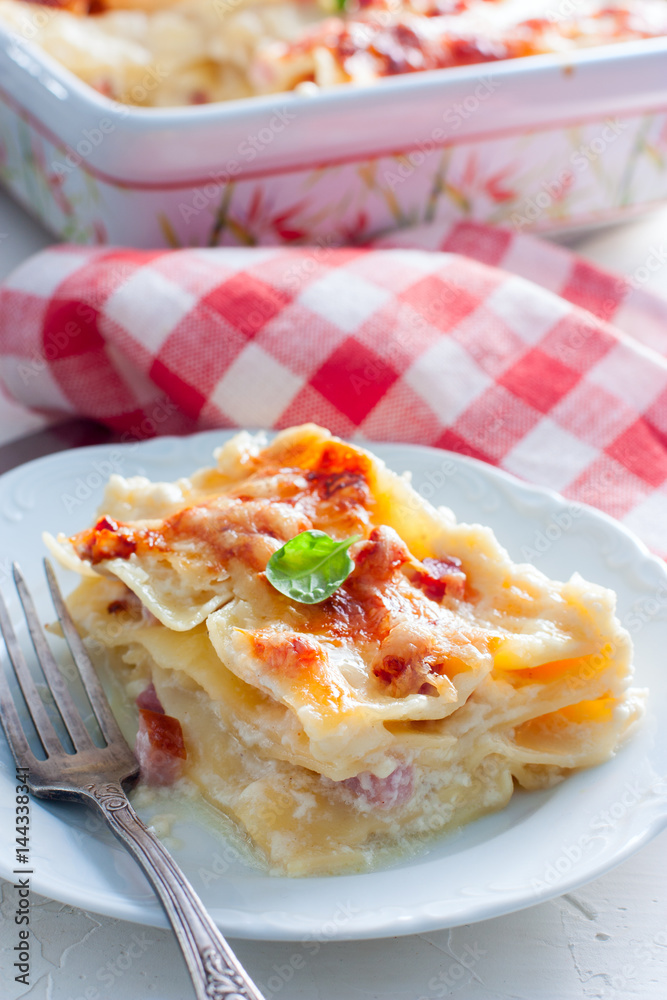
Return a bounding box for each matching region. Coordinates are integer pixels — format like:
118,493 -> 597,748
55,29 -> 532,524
0,560 -> 267,1000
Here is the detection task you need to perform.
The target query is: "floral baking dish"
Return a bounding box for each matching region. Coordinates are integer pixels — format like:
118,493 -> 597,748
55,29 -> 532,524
1,19 -> 667,248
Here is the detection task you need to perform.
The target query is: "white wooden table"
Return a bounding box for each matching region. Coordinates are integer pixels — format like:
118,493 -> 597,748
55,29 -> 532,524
1,188 -> 667,1000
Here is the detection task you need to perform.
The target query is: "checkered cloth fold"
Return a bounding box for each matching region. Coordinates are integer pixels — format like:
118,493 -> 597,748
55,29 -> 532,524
1,220 -> 666,555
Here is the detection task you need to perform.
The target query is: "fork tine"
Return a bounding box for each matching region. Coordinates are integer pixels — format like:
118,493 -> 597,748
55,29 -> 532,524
0,589 -> 62,760
44,559 -> 129,748
0,661 -> 38,770
13,563 -> 94,752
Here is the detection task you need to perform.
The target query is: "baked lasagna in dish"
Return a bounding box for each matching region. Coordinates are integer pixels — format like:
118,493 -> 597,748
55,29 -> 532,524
2,0 -> 667,106
46,424 -> 643,875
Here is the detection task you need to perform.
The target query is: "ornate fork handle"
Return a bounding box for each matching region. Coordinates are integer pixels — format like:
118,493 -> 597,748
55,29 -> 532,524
87,781 -> 266,1000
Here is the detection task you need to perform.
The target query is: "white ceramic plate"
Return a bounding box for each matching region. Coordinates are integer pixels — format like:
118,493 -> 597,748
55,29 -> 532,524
1,431 -> 666,941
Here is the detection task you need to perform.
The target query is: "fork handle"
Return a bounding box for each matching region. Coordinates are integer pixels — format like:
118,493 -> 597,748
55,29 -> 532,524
87,781 -> 266,1000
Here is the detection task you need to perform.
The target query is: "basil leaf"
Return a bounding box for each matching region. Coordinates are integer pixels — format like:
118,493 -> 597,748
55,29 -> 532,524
266,530 -> 360,604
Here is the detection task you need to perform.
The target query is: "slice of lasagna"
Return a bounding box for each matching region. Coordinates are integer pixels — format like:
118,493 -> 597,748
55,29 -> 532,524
45,424 -> 643,875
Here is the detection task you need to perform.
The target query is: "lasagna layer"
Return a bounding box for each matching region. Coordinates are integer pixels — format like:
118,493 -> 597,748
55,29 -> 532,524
47,424 -> 644,875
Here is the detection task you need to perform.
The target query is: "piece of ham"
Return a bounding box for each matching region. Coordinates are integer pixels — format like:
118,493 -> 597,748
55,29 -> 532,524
343,764 -> 414,810
411,556 -> 467,602
135,682 -> 164,714
135,708 -> 186,786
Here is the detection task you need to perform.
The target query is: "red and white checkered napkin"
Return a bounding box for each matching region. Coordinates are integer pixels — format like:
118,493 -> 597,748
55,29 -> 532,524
1,220 -> 666,555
